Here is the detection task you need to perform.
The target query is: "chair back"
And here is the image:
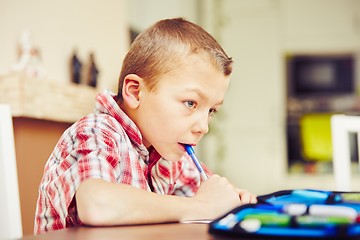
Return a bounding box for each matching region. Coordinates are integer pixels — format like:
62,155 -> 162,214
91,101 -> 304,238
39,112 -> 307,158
0,104 -> 23,239
331,114 -> 360,191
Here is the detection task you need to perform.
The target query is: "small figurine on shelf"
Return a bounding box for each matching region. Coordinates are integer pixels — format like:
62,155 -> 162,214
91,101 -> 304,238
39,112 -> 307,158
86,52 -> 99,88
12,30 -> 46,79
26,47 -> 46,79
12,30 -> 32,72
70,49 -> 82,84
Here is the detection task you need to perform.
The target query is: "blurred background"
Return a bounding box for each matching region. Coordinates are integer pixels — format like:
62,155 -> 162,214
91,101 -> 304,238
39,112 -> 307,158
1,0 -> 360,235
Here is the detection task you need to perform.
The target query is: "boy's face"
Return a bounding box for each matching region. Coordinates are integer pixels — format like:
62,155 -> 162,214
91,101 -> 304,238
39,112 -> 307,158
134,55 -> 230,162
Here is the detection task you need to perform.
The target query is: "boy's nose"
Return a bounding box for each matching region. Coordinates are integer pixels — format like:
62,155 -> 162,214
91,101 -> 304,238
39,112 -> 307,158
193,112 -> 209,135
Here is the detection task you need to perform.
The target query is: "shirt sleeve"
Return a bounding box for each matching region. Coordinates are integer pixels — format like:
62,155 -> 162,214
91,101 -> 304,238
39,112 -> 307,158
43,115 -> 121,222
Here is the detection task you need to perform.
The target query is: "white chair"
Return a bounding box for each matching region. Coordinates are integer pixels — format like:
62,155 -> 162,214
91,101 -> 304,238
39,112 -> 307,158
0,105 -> 22,239
331,114 -> 360,191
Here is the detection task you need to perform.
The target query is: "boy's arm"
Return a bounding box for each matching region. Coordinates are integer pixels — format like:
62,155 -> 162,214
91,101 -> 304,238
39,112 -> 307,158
76,175 -> 254,226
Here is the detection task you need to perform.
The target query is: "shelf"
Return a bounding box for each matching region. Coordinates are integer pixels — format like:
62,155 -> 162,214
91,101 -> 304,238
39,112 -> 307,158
0,73 -> 98,123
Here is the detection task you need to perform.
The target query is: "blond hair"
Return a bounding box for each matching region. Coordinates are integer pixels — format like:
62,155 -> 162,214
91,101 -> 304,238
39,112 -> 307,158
117,17 -> 233,101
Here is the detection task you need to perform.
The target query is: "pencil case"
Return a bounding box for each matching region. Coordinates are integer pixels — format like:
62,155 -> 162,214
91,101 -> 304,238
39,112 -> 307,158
209,189 -> 360,239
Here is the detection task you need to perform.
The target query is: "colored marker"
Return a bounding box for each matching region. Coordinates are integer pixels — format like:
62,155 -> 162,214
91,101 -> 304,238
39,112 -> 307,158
239,218 -> 261,233
341,193 -> 360,203
309,205 -> 357,220
184,144 -> 208,181
255,203 -> 307,216
292,189 -> 330,201
296,215 -> 352,227
244,213 -> 291,227
218,213 -> 237,228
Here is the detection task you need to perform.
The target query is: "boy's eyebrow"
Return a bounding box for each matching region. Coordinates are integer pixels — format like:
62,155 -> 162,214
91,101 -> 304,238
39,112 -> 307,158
185,87 -> 224,105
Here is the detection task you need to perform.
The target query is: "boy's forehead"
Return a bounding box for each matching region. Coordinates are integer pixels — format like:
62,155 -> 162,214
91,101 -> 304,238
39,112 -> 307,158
156,58 -> 229,102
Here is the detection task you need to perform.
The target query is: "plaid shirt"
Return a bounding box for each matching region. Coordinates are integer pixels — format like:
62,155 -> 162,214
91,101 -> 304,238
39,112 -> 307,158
34,90 -> 210,234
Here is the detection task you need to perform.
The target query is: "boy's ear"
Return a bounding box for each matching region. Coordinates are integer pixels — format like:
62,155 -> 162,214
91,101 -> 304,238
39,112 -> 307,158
121,74 -> 144,109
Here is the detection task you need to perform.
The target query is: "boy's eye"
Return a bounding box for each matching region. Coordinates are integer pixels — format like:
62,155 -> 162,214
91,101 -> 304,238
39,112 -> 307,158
209,108 -> 217,116
185,101 -> 197,109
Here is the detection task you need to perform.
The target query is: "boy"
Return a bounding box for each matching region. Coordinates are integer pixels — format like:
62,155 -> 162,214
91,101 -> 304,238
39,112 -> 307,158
34,17 -> 257,234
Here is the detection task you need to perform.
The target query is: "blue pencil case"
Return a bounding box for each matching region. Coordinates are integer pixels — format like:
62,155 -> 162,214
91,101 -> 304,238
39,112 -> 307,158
209,189 -> 360,239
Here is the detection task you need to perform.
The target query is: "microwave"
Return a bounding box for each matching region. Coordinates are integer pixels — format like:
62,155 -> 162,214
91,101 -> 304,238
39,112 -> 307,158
287,54 -> 355,98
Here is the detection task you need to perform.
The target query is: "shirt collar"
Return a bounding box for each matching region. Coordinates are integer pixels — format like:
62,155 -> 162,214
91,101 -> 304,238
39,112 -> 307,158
96,91 -> 176,192
94,90 -> 149,158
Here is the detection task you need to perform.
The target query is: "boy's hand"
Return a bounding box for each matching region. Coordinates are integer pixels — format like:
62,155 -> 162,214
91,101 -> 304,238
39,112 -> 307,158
234,187 -> 257,205
193,174 -> 257,219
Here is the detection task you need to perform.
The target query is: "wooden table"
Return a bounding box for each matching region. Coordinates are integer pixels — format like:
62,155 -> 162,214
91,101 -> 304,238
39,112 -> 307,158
21,223 -> 216,240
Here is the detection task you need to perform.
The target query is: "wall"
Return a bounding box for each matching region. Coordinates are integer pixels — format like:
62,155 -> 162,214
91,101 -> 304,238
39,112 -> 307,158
283,0 -> 360,51
214,0 -> 360,194
126,0 -> 198,32
0,0 -> 129,91
215,0 -> 285,195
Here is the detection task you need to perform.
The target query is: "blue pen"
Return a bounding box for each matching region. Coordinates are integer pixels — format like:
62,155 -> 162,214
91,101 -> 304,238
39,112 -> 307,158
184,144 -> 208,181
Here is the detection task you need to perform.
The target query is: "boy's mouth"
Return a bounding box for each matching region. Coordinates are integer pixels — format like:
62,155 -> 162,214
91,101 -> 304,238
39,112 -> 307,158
178,143 -> 186,151
178,143 -> 196,152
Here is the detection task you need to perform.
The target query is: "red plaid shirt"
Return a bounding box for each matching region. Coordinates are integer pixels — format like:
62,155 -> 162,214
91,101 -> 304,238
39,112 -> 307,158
34,90 -> 211,234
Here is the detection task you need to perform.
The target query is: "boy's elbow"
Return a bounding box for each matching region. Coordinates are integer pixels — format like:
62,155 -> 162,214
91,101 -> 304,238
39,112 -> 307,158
76,179 -> 114,226
77,199 -> 103,226
77,202 -> 100,226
